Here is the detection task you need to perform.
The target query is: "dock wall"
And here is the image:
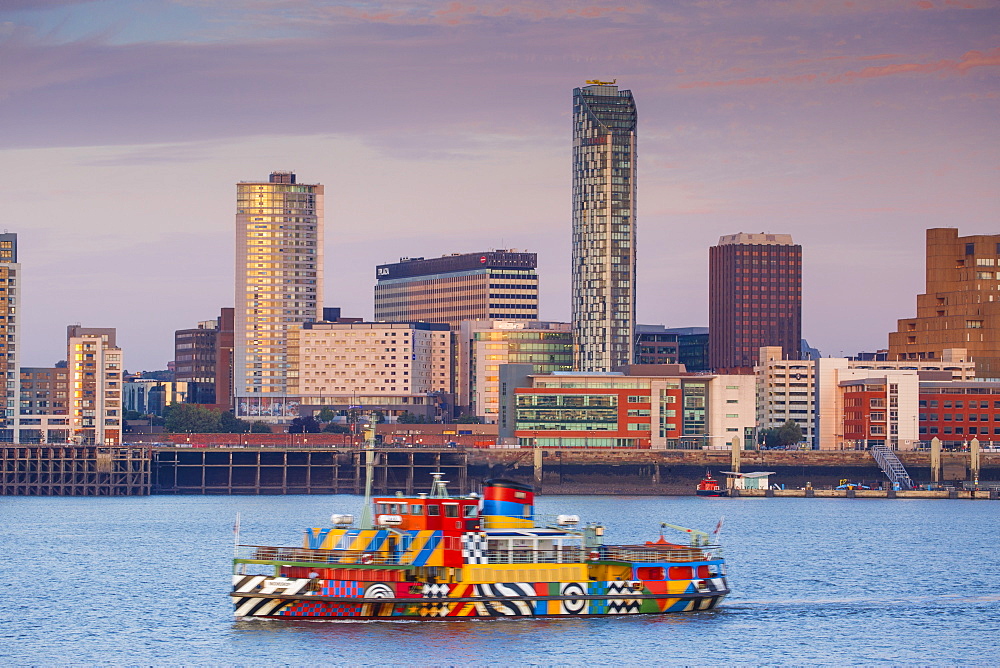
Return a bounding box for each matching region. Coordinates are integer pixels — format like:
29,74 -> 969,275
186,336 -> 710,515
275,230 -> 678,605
2,444 -> 998,496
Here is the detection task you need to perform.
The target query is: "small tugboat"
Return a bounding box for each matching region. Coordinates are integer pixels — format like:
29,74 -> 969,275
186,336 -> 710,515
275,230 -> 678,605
231,425 -> 729,619
696,471 -> 726,497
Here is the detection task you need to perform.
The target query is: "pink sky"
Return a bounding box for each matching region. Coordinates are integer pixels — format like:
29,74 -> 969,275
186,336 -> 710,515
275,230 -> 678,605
1,0 -> 998,369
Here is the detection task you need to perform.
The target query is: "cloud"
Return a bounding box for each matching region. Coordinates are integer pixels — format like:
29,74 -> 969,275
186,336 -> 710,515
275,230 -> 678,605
0,0 -> 99,9
828,47 -> 1000,82
678,47 -> 1000,89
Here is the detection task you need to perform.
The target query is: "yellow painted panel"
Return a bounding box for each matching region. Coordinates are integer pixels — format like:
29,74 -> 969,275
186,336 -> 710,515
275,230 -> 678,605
587,563 -> 632,581
482,515 -> 533,529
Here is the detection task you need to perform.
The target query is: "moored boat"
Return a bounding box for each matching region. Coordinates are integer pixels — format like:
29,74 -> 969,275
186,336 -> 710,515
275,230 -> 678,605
696,471 -> 726,497
231,473 -> 729,619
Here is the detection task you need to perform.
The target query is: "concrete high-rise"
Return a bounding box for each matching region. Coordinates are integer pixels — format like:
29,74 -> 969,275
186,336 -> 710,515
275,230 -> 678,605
374,250 -> 538,327
0,233 -> 19,441
234,172 -> 323,416
709,233 -> 802,372
572,81 -> 637,372
888,228 -> 1000,377
66,326 -> 123,445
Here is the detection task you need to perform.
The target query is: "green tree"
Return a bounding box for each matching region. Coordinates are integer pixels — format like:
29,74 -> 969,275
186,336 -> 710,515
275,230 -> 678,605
218,410 -> 251,434
288,416 -> 321,434
317,407 -> 336,423
453,413 -> 483,424
164,403 -> 221,433
249,421 -> 272,433
759,421 -> 804,448
322,422 -> 351,434
396,411 -> 426,424
777,420 -> 804,447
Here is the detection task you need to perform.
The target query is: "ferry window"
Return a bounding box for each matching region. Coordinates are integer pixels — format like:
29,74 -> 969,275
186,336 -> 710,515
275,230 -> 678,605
636,567 -> 665,580
444,505 -> 459,518
463,505 -> 478,518
668,566 -> 693,580
427,505 -> 440,516
514,491 -> 526,499
697,565 -> 712,578
411,505 -> 423,516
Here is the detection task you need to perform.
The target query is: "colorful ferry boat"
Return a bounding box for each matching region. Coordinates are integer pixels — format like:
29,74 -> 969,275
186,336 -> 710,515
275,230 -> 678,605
231,473 -> 729,619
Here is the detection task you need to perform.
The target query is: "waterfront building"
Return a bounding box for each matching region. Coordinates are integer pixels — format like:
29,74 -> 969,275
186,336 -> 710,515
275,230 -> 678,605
634,325 -> 679,365
172,307 -> 234,409
234,171 -> 323,417
374,250 -> 538,327
709,233 -> 802,372
756,346 -> 817,447
670,327 -> 711,372
17,367 -> 70,444
756,346 -> 976,449
19,367 -> 69,416
122,379 -> 189,416
66,326 -> 123,445
0,233 -> 19,441
916,381 -> 1000,446
832,374 -> 1000,451
500,365 -> 755,449
888,228 -> 1000,378
572,81 -> 637,372
457,320 -> 572,422
174,319 -> 219,405
286,321 -> 453,422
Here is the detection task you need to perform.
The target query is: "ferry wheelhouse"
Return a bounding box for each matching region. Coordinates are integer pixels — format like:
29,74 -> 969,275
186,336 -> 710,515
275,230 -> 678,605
231,475 -> 729,619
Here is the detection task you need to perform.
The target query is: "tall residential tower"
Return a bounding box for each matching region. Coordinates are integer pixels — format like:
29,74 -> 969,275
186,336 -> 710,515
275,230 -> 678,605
572,81 -> 637,372
0,233 -> 19,440
234,171 -> 323,415
709,233 -> 802,372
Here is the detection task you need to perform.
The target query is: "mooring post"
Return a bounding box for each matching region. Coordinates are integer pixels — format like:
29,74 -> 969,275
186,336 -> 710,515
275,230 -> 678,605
533,447 -> 543,491
970,437 -> 980,488
930,436 -> 941,484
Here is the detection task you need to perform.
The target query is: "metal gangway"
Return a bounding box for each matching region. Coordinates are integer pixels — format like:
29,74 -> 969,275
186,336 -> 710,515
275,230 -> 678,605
869,442 -> 914,490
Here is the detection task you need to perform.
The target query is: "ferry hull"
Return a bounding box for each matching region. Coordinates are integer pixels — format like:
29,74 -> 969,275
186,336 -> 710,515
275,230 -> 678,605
233,575 -> 729,619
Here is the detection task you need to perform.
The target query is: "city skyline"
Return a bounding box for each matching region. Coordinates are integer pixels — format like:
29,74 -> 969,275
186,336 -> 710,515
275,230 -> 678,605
2,0 -> 998,370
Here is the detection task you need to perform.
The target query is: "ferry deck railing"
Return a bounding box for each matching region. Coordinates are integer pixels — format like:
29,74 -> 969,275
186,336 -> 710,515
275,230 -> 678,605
236,544 -> 720,567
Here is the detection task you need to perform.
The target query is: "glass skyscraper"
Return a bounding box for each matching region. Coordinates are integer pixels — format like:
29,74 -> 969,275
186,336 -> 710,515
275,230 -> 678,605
234,171 -> 323,415
572,81 -> 637,372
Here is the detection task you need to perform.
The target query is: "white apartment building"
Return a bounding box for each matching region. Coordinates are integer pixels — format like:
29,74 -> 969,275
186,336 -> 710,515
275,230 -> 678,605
67,327 -> 123,445
286,322 -> 452,421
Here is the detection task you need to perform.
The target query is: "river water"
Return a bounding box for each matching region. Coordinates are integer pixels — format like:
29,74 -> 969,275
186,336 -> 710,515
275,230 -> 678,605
2,494 -> 998,665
